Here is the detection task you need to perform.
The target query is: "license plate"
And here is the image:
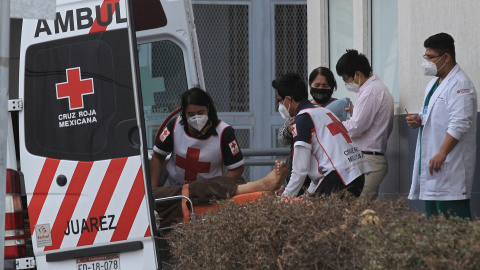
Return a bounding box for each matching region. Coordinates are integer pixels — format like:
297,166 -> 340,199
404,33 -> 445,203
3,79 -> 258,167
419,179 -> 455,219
76,253 -> 120,270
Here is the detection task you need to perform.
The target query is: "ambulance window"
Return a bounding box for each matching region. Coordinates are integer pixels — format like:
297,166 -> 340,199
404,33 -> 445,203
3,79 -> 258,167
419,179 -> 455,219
24,29 -> 140,161
133,0 -> 167,31
138,41 -> 188,149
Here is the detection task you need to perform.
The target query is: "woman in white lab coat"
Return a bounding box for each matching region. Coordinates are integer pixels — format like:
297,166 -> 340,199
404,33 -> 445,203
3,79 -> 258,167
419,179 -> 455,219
406,33 -> 477,219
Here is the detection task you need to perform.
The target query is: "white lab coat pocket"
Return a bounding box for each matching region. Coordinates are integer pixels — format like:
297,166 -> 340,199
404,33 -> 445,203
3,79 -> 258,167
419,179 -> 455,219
425,162 -> 453,193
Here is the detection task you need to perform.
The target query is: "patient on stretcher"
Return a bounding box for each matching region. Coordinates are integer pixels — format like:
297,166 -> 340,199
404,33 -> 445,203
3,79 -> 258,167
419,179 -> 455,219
153,161 -> 288,227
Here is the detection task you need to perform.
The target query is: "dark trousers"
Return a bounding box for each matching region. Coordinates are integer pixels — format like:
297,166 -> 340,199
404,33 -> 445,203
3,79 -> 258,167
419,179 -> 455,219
314,171 -> 365,197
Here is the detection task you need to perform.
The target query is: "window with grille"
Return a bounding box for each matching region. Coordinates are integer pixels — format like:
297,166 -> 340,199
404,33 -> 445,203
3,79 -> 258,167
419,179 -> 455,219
139,40 -> 188,148
233,128 -> 250,179
275,4 -> 308,82
192,4 -> 250,113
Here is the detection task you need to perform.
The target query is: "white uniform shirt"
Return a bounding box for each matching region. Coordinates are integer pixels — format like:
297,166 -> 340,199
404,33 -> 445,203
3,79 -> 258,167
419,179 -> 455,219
409,65 -> 477,201
283,105 -> 371,197
342,75 -> 394,153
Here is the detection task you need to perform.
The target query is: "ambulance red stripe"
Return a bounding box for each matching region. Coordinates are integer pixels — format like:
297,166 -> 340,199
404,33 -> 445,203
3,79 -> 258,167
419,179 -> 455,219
28,158 -> 60,235
89,0 -> 121,34
76,157 -> 128,246
110,167 -> 145,242
44,161 -> 94,251
144,226 -> 151,237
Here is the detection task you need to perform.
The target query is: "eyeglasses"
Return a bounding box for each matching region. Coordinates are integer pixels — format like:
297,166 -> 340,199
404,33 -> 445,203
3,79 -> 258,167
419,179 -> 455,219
276,96 -> 290,106
423,54 -> 444,61
341,76 -> 351,82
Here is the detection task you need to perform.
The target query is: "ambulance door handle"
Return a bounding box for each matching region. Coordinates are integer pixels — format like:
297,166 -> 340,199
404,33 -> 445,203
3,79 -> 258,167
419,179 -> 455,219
56,175 -> 67,187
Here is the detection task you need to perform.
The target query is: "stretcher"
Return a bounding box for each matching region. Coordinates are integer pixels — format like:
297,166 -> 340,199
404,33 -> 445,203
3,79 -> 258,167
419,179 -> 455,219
154,188 -> 270,229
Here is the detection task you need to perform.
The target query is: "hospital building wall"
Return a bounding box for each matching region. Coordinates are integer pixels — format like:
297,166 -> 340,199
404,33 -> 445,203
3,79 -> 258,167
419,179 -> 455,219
397,0 -> 480,216
308,0 -> 480,217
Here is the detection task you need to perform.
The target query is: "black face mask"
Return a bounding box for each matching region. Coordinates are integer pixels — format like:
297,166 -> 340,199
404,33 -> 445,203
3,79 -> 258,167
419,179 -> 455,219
310,88 -> 333,104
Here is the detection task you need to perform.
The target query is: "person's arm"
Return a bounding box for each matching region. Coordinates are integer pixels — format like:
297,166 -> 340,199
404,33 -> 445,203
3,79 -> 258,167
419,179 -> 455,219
225,165 -> 245,179
282,145 -> 310,197
150,118 -> 176,188
428,133 -> 458,175
150,152 -> 166,188
281,113 -> 314,197
221,126 -> 245,177
342,88 -> 379,138
429,79 -> 476,175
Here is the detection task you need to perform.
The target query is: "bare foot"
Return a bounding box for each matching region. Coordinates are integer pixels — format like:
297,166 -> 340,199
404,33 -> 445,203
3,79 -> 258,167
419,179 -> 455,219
234,161 -> 288,195
262,160 -> 287,192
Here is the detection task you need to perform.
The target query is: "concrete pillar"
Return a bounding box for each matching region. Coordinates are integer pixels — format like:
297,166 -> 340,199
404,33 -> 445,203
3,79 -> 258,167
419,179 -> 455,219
353,0 -> 370,58
307,0 -> 329,71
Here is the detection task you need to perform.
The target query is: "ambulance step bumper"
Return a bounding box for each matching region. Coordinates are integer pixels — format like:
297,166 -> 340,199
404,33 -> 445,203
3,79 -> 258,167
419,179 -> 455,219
45,241 -> 143,262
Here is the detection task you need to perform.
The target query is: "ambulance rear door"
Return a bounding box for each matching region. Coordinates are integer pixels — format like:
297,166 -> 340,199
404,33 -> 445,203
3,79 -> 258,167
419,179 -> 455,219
18,0 -> 159,269
134,0 -> 205,149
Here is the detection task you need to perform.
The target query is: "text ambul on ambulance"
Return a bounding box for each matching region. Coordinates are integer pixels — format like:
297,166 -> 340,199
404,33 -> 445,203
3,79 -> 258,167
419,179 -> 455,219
8,0 -> 203,269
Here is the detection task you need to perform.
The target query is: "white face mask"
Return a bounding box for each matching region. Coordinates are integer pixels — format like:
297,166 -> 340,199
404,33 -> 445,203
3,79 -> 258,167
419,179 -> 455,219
345,74 -> 361,93
187,114 -> 209,131
345,83 -> 360,93
422,54 -> 446,76
278,98 -> 291,119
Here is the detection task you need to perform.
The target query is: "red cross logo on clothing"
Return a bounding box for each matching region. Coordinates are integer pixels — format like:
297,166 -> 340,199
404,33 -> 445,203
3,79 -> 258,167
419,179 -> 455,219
56,67 -> 94,110
175,147 -> 211,181
229,140 -> 240,155
326,112 -> 352,143
291,123 -> 298,138
160,127 -> 170,142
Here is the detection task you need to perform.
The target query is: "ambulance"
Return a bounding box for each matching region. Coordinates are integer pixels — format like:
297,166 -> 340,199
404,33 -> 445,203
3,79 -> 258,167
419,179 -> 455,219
6,0 -> 203,269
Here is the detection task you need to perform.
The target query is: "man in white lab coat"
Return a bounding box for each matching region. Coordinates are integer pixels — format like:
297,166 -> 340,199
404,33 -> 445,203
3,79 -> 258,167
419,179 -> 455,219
406,33 -> 477,219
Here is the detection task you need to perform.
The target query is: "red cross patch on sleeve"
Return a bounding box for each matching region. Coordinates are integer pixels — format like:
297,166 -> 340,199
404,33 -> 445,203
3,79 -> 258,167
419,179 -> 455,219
229,140 -> 240,155
160,127 -> 170,142
291,123 -> 298,138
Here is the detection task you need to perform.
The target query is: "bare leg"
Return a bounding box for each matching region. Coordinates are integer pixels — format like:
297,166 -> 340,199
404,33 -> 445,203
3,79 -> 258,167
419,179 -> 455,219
235,161 -> 288,195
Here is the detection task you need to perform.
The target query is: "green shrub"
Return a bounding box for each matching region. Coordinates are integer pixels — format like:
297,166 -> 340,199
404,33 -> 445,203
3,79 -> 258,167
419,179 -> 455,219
164,194 -> 480,270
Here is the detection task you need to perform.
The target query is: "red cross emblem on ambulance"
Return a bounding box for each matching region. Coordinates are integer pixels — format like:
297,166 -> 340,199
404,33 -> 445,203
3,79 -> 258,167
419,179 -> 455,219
56,67 -> 94,110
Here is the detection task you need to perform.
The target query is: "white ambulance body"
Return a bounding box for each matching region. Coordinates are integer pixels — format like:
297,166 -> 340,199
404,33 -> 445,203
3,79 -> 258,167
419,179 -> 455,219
7,0 -> 203,269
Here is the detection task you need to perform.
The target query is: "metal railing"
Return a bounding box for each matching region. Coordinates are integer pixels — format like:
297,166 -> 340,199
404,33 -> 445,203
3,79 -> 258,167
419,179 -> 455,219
242,148 -> 290,166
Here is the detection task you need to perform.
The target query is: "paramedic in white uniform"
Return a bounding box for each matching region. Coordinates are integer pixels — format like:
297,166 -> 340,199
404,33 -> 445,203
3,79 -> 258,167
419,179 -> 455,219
150,88 -> 244,188
406,33 -> 477,220
272,73 -> 371,198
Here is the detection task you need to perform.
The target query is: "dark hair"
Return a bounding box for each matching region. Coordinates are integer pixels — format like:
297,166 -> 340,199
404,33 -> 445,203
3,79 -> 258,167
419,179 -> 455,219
335,49 -> 372,78
308,66 -> 337,90
424,32 -> 456,63
179,87 -> 219,126
271,73 -> 308,102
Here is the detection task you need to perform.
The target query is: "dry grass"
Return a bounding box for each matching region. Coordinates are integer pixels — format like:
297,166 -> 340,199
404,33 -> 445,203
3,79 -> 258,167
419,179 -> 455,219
164,194 -> 480,270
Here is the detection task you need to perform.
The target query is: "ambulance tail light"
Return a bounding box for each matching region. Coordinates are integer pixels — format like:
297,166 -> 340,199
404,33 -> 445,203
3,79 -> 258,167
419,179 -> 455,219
5,169 -> 26,259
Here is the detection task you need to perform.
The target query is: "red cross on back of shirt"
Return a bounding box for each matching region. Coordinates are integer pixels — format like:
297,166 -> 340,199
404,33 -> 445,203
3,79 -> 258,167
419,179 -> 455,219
175,147 -> 211,181
56,67 -> 94,110
326,112 -> 352,143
